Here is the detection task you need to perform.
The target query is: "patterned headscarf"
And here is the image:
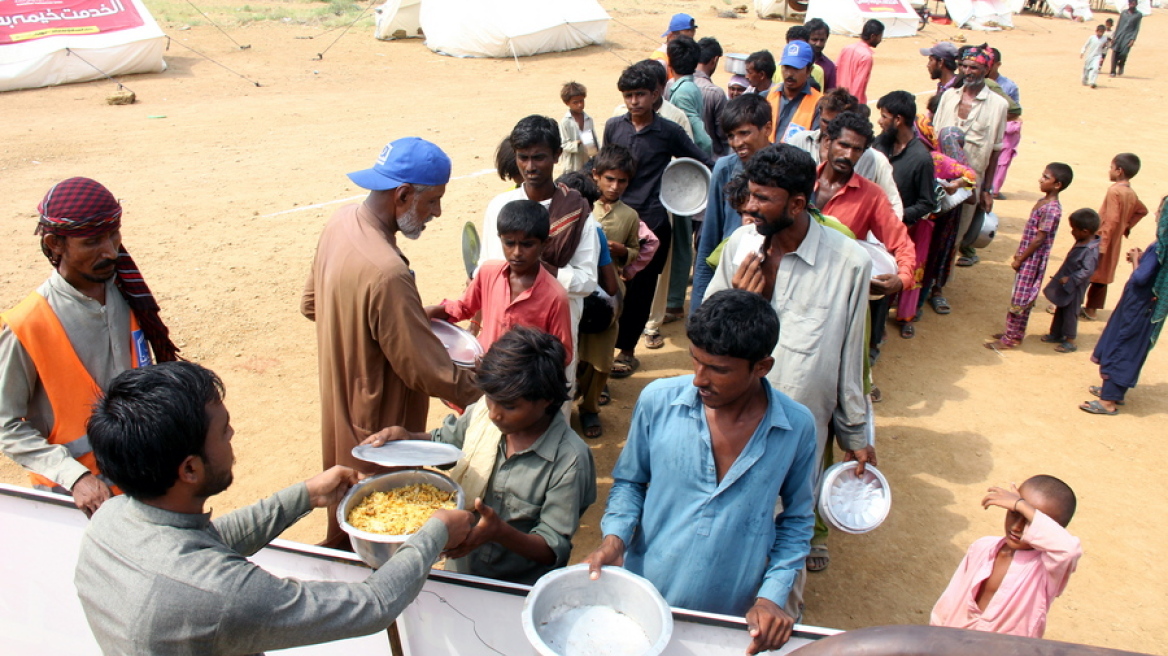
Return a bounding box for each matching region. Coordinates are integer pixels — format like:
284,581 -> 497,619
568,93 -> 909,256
1150,197 -> 1168,347
37,178 -> 179,363
962,45 -> 993,69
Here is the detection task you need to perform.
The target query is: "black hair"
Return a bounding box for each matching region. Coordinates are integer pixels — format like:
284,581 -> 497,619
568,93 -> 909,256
1046,162 -> 1074,191
495,136 -> 520,183
643,59 -> 668,88
1113,152 -> 1140,179
745,50 -> 776,79
805,18 -> 830,35
824,111 -> 874,147
1022,475 -> 1077,527
556,171 -> 600,206
1096,23 -> 1107,30
720,93 -> 773,133
990,47 -> 1002,65
592,143 -> 637,178
667,36 -> 701,76
697,37 -> 723,64
618,61 -> 659,93
819,87 -> 859,115
785,25 -> 811,43
876,90 -> 917,124
926,92 -> 942,115
744,143 -> 817,200
497,199 -> 550,241
510,115 -> 561,153
560,81 -> 587,104
725,174 -> 750,212
477,325 -> 569,415
687,289 -> 779,363
936,55 -> 958,72
861,19 -> 884,39
88,361 -> 225,499
1069,208 -> 1101,233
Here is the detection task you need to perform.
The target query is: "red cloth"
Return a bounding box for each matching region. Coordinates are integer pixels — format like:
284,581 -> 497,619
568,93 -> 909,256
442,261 -> 574,365
818,164 -> 916,290
835,41 -> 874,104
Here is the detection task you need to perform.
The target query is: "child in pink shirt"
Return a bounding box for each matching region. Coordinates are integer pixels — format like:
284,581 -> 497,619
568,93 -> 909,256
931,475 -> 1082,639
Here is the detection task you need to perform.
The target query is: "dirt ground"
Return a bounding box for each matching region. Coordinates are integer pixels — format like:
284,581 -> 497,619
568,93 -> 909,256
3,1 -> 1167,652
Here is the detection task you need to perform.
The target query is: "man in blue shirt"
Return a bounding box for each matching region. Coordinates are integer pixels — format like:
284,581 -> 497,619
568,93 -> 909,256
585,289 -> 817,655
691,94 -> 773,315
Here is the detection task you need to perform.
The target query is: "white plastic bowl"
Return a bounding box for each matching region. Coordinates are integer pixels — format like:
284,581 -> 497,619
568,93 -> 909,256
522,565 -> 673,656
818,462 -> 891,535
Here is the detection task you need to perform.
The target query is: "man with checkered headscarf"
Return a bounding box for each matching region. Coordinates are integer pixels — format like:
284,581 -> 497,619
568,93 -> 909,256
0,177 -> 178,517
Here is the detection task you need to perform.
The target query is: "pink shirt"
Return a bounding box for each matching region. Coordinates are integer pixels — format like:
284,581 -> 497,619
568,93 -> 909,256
442,261 -> 574,365
930,511 -> 1083,638
817,164 -> 916,289
835,41 -> 874,104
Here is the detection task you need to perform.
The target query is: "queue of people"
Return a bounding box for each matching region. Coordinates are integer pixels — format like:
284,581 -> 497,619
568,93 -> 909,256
2,12 -> 1164,656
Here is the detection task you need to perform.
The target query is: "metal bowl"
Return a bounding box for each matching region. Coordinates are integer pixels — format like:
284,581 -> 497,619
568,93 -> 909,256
659,158 -> 711,216
430,319 -> 483,368
522,564 -> 673,656
337,470 -> 465,568
723,52 -> 748,75
818,462 -> 891,535
972,211 -> 998,249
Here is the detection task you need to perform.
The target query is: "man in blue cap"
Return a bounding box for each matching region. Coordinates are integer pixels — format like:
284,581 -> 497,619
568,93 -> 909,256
650,12 -> 697,78
768,40 -> 822,143
302,137 -> 482,547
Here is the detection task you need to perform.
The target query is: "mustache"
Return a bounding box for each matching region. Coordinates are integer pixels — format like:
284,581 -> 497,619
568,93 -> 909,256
94,259 -> 118,270
833,157 -> 853,167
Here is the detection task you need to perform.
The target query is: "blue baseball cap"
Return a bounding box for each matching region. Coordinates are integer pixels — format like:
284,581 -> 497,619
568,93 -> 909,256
347,137 -> 452,191
662,13 -> 696,37
781,40 -> 814,69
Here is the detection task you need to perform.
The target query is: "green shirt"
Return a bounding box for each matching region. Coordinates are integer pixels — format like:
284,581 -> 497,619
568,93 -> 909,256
432,404 -> 596,584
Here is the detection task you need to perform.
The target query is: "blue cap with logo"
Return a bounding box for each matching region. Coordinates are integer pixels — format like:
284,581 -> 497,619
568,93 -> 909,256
781,41 -> 814,69
347,137 -> 452,191
662,13 -> 696,37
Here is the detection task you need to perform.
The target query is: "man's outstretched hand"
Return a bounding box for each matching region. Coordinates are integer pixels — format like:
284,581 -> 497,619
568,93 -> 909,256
745,597 -> 795,654
582,535 -> 626,580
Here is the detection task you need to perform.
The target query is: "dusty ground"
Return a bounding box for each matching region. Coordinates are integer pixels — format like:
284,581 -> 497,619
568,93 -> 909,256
3,1 -> 1166,652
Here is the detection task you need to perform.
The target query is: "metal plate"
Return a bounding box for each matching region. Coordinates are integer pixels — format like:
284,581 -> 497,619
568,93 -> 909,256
430,319 -> 483,366
659,158 -> 711,216
350,441 -> 464,468
818,462 -> 891,535
462,221 -> 481,279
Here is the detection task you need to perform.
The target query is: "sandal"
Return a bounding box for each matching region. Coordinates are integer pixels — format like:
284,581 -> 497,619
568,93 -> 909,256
580,411 -> 603,438
983,338 -> 1016,350
598,384 -> 611,406
956,255 -> 979,267
1089,386 -> 1124,405
900,322 -> 915,339
1055,341 -> 1078,353
929,295 -> 951,315
1039,334 -> 1061,343
1079,399 -> 1118,416
807,545 -> 830,572
610,354 -> 639,379
644,332 -> 665,350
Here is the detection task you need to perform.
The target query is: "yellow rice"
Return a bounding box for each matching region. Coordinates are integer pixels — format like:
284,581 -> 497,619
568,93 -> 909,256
347,483 -> 456,535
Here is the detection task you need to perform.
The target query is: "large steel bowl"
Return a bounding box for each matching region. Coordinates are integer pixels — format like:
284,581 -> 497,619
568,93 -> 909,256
522,564 -> 673,656
337,470 -> 465,568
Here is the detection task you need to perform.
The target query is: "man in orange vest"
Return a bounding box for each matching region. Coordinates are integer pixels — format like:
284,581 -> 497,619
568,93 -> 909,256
0,177 -> 179,516
768,40 -> 823,144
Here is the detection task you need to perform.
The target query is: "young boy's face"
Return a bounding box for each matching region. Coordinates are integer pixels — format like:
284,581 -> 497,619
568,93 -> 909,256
1096,26 -> 1106,36
622,88 -> 658,119
728,84 -> 747,99
726,122 -> 772,162
499,230 -> 545,276
1070,225 -> 1095,242
484,395 -> 551,435
515,145 -> 558,188
1003,483 -> 1063,551
1038,168 -> 1061,194
592,169 -> 631,203
567,95 -> 586,115
1108,160 -> 1122,182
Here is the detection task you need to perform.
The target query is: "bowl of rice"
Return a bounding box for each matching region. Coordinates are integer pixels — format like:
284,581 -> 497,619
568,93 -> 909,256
337,470 -> 465,568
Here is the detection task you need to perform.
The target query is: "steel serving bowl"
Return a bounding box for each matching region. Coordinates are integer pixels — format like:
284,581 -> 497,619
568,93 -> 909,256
522,564 -> 673,656
818,461 -> 891,535
337,470 -> 465,568
659,158 -> 711,216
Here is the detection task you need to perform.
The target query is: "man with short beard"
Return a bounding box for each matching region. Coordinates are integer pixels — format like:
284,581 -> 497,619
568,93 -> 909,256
0,177 -> 180,518
302,137 -> 481,547
920,42 -> 959,95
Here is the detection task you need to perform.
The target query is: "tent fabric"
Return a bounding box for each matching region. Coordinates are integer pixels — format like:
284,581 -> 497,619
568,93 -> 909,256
944,0 -> 1023,30
804,0 -> 919,38
1,0 -> 165,92
376,0 -> 609,58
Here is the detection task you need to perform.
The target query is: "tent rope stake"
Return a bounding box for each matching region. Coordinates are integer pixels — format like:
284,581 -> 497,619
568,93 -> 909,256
64,49 -> 137,94
183,0 -> 251,49
165,36 -> 262,86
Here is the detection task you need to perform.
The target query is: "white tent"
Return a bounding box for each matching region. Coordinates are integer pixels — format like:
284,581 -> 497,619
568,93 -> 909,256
0,0 -> 166,92
804,0 -> 920,38
944,0 -> 1026,30
375,0 -> 609,59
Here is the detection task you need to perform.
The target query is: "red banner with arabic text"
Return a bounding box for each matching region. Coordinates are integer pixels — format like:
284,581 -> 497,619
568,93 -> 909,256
853,0 -> 914,13
1,0 -> 144,44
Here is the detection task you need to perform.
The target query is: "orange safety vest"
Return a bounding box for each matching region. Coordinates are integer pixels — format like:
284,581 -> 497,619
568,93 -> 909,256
768,87 -> 823,144
0,293 -> 146,493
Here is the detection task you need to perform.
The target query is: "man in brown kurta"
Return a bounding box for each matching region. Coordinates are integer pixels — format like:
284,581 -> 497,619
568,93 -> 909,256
302,137 -> 481,545
1084,179 -> 1147,316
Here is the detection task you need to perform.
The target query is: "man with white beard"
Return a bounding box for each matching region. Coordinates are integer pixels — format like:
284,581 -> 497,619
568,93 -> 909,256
302,137 -> 482,548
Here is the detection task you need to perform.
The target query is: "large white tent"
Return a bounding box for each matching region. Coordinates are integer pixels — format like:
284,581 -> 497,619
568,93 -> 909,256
944,0 -> 1026,30
803,0 -> 921,38
374,0 -> 609,59
0,0 -> 165,92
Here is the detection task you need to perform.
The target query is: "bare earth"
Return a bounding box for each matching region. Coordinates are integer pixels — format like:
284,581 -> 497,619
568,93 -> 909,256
3,2 -> 1166,652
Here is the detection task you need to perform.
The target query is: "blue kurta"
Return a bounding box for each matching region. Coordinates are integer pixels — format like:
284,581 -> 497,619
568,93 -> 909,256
1093,243 -> 1160,389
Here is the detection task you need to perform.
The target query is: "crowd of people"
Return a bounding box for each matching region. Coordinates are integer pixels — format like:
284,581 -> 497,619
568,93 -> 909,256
2,10 -> 1166,655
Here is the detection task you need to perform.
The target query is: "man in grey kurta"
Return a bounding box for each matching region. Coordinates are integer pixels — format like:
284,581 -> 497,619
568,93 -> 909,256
1110,0 -> 1142,77
75,361 -> 473,655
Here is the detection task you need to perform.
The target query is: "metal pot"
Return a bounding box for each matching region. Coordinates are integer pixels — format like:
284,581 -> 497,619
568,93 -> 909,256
337,470 -> 465,568
972,211 -> 998,249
